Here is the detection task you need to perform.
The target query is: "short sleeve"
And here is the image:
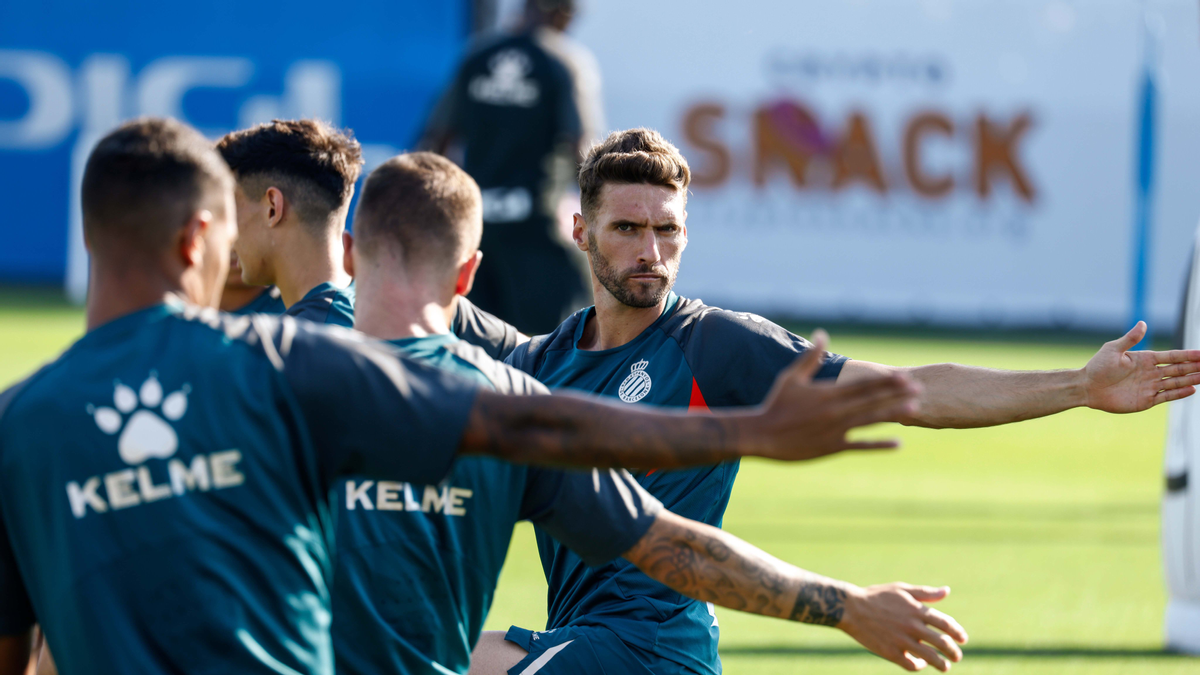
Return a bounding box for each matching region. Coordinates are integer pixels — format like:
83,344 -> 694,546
276,320 -> 479,487
684,309 -> 848,408
0,515 -> 34,636
452,298 -> 525,361
520,468 -> 662,567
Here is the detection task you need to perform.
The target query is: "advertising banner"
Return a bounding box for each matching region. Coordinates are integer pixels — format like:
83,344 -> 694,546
576,0 -> 1200,331
0,0 -> 470,297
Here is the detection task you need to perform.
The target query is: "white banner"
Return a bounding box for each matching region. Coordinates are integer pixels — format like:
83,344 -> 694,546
575,0 -> 1200,332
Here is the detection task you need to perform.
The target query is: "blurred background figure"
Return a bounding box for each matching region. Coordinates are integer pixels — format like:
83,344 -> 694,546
422,0 -> 602,334
1165,221 -> 1200,654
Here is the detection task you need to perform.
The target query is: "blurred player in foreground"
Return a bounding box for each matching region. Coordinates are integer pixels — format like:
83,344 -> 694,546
422,0 -> 600,333
0,118 -> 921,675
219,119 -> 526,358
336,151 -> 966,675
482,128 -> 1200,675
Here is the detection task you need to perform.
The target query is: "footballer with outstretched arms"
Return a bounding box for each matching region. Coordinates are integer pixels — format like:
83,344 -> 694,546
216,119 -> 527,358
0,119 -> 923,675
480,128 -> 1200,675
335,152 -> 966,675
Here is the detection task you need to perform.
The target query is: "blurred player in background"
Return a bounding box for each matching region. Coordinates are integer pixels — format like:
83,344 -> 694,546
216,251 -> 283,315
486,128 -> 1200,675
0,117 -> 927,675
216,119 -> 361,326
340,151 -> 965,675
1163,224 -> 1200,653
422,0 -> 601,334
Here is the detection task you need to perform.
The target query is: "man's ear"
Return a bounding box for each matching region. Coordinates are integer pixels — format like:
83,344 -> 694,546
265,187 -> 286,228
455,250 -> 484,297
342,231 -> 355,277
179,210 -> 213,268
572,213 -> 588,252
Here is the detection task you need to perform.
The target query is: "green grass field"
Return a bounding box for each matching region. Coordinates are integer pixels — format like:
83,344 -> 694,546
3,291 -> 1195,674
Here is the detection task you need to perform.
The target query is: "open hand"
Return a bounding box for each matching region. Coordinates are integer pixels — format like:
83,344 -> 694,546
1084,322 -> 1200,413
750,330 -> 920,461
840,583 -> 968,672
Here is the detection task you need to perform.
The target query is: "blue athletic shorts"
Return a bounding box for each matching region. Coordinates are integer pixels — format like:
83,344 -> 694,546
504,625 -> 657,675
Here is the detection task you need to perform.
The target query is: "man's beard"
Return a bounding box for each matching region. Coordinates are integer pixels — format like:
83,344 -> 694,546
587,231 -> 678,308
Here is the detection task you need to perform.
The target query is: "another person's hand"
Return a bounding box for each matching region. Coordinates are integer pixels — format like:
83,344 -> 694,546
747,330 -> 920,461
839,583 -> 968,672
1084,322 -> 1200,413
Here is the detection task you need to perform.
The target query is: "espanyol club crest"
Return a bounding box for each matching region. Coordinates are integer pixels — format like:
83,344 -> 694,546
619,360 -> 652,403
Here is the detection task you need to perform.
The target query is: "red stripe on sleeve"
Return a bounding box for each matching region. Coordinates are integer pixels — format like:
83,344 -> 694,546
646,379 -> 709,478
688,377 -> 710,413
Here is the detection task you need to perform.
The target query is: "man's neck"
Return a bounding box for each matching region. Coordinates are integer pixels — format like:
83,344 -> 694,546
577,284 -> 669,351
86,264 -> 185,331
219,285 -> 266,313
274,228 -> 351,307
353,270 -> 452,342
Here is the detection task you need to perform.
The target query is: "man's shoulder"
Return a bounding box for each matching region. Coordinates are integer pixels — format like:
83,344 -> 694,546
660,296 -> 801,347
506,308 -> 586,375
286,286 -> 355,328
445,340 -> 548,396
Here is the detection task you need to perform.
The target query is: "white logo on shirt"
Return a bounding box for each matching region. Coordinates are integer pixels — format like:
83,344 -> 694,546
89,373 -> 189,465
66,372 -> 245,519
468,50 -> 540,107
618,360 -> 653,403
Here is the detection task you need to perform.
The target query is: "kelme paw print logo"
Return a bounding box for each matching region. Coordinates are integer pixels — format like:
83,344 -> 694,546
88,373 -> 190,465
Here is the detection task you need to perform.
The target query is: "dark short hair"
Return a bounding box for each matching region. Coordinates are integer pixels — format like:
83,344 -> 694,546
82,117 -> 234,255
216,119 -> 363,228
352,152 -> 482,273
578,128 -> 690,222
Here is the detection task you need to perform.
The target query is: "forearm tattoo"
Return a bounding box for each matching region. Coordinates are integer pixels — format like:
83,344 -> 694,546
790,581 -> 847,626
463,391 -> 740,469
625,514 -> 848,626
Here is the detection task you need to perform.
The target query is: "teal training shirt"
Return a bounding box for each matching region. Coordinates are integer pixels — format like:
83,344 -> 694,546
230,286 -> 285,315
332,333 -> 662,675
0,304 -> 478,675
506,293 -> 847,675
287,282 -> 355,327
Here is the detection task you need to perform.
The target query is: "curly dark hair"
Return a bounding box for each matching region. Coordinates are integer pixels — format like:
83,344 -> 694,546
217,119 -> 364,227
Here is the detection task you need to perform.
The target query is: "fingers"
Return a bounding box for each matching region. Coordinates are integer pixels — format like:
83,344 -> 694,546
1153,349 -> 1200,365
921,607 -> 969,645
1154,387 -> 1196,404
784,330 -> 830,383
1113,322 -> 1148,351
839,398 -> 919,431
917,626 -> 964,663
840,439 -> 901,451
1155,362 -> 1200,379
907,642 -> 950,673
1158,372 -> 1200,391
904,585 -> 949,602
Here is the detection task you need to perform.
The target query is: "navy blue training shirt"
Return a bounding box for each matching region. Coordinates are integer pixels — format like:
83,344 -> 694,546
333,333 -> 661,675
506,293 -> 847,675
0,304 -> 478,675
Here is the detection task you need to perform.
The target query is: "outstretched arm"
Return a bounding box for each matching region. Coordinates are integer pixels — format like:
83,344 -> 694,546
460,333 -> 921,468
838,322 -> 1200,429
624,511 -> 968,673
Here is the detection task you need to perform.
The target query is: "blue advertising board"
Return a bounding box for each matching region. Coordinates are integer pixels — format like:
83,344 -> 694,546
0,0 -> 471,294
